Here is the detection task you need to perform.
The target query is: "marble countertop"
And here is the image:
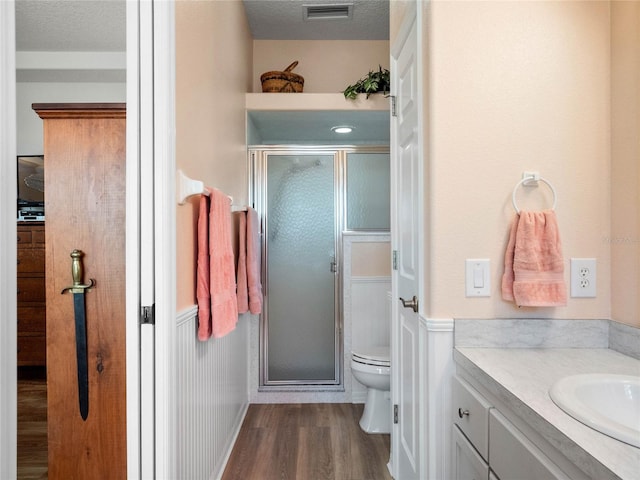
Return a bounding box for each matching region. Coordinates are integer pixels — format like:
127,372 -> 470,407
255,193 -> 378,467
454,347 -> 640,480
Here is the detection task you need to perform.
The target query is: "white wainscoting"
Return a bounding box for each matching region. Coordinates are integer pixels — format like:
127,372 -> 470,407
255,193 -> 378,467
422,317 -> 454,480
175,306 -> 249,480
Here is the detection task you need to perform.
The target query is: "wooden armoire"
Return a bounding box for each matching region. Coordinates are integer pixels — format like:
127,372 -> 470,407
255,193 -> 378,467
34,103 -> 126,479
16,222 -> 46,366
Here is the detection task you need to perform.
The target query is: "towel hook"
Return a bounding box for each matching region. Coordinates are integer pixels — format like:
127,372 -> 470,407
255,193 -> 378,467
512,172 -> 557,213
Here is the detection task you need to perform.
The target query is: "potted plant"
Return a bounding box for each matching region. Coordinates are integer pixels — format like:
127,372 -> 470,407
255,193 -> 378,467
342,66 -> 390,100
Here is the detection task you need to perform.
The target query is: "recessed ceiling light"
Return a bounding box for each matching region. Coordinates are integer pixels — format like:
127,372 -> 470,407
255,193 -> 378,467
331,126 -> 354,134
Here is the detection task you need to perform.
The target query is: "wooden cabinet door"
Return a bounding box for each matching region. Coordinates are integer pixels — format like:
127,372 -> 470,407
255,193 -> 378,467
35,103 -> 126,479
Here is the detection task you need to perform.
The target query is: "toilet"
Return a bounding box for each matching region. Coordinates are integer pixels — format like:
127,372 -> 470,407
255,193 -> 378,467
351,346 -> 391,434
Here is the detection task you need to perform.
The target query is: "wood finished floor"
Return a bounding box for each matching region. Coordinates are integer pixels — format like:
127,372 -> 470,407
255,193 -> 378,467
17,368 -> 48,480
17,378 -> 392,480
222,403 -> 393,480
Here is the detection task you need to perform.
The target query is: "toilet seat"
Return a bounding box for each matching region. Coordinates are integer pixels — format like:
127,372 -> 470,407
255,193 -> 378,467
352,346 -> 390,367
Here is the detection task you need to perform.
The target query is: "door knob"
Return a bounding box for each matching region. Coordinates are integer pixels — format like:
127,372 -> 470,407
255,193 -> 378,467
399,295 -> 419,313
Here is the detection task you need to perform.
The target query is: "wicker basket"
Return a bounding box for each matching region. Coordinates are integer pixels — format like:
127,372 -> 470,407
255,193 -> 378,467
260,61 -> 304,93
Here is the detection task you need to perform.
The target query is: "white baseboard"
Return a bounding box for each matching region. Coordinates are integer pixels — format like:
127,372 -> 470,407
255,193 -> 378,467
212,401 -> 250,480
351,392 -> 367,403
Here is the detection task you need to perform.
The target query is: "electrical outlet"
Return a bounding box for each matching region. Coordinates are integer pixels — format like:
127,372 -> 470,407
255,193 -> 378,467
570,258 -> 596,298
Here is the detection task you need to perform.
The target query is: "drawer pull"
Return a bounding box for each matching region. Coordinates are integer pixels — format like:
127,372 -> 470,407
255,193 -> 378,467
458,407 -> 470,418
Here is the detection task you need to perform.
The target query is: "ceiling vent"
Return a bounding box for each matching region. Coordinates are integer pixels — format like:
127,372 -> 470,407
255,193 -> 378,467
304,4 -> 353,21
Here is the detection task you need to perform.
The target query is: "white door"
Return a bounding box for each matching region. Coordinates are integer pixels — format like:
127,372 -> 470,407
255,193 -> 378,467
391,7 -> 422,480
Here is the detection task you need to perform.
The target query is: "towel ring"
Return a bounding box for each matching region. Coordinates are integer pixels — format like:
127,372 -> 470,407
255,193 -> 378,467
512,176 -> 557,213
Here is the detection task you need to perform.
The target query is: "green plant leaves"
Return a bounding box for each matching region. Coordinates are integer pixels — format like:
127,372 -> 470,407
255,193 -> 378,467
343,66 -> 390,100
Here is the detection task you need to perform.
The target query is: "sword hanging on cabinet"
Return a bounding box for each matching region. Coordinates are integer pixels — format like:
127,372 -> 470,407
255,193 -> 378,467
61,249 -> 95,421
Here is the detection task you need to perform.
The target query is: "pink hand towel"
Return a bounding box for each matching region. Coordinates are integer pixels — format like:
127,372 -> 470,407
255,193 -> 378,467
246,207 -> 263,314
236,211 -> 249,314
502,209 -> 567,307
209,188 -> 239,338
197,191 -> 212,340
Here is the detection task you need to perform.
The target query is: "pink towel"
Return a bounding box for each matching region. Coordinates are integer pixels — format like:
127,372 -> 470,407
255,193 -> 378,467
246,207 -> 263,314
209,188 -> 239,337
236,211 -> 249,314
197,187 -> 238,340
196,192 -> 211,338
502,210 -> 567,307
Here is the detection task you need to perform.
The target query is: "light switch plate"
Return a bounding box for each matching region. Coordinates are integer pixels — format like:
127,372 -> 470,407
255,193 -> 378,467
466,259 -> 490,297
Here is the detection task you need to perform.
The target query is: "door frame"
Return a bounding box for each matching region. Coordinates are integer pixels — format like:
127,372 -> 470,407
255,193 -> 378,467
0,2 -> 18,478
252,147 -> 344,390
0,1 -> 172,478
146,1 -> 177,478
127,0 -> 177,478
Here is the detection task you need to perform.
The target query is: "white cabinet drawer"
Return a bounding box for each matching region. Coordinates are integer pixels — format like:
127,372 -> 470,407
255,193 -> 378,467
453,375 -> 492,461
454,425 -> 490,480
489,409 -> 571,480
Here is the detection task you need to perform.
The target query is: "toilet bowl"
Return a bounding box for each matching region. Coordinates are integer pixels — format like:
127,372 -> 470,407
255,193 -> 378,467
351,346 -> 391,434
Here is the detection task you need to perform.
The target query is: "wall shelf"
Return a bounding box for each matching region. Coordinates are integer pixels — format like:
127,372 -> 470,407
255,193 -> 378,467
246,93 -> 390,112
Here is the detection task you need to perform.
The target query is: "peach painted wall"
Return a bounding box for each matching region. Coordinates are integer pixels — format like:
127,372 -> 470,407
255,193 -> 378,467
252,40 -> 389,93
352,242 -> 391,277
427,1 -> 611,319
611,1 -> 640,328
175,0 -> 253,310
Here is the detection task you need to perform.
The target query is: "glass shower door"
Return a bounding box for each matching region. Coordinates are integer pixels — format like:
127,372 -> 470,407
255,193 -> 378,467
264,153 -> 338,384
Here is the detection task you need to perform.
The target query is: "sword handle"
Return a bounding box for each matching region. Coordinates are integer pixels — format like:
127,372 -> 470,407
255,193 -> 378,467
71,250 -> 83,287
61,249 -> 95,294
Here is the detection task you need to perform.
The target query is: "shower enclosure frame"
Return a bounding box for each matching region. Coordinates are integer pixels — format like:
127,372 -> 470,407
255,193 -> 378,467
250,145 -> 390,391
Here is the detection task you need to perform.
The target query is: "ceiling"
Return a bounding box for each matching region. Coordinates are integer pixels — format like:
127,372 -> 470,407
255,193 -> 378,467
243,0 -> 388,40
15,0 -> 126,52
15,0 -> 389,144
15,0 -> 388,51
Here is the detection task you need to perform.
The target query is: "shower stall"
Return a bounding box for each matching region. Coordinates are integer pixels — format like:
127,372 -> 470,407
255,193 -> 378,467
251,146 -> 390,390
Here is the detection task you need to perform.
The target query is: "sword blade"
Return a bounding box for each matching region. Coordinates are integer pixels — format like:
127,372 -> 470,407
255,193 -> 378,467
72,292 -> 89,421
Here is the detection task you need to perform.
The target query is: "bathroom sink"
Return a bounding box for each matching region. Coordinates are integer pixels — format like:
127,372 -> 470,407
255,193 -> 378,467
549,374 -> 640,448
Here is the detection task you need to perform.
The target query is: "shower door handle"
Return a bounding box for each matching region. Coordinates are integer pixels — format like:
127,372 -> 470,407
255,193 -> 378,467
399,296 -> 419,313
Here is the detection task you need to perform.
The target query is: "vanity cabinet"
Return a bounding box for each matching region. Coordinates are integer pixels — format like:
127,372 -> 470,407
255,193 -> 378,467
453,374 -> 572,480
453,375 -> 491,480
489,409 -> 571,480
454,422 -> 490,480
453,374 -> 492,461
17,222 -> 46,366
